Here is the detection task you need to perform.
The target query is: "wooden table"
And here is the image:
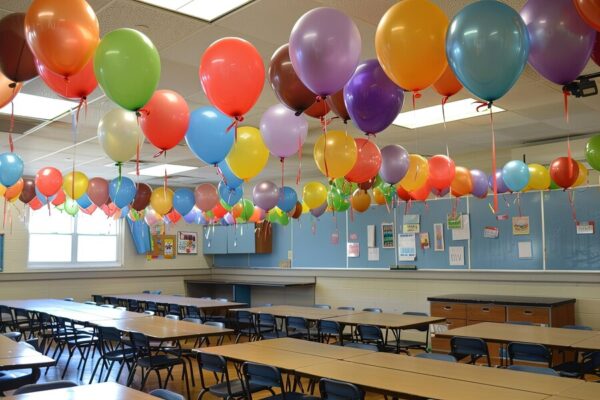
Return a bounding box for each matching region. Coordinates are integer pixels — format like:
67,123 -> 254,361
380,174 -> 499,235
92,315 -> 233,340
295,360 -> 547,400
569,334 -> 600,351
436,322 -> 599,349
234,305 -> 360,320
344,352 -> 582,396
108,293 -> 245,311
0,335 -> 55,371
552,381 -> 600,400
3,382 -> 159,399
248,337 -> 373,359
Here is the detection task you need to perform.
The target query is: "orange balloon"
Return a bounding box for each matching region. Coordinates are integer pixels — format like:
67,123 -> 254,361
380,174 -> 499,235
199,37 -> 264,118
231,203 -> 243,219
351,189 -> 371,213
25,0 -> 99,77
410,183 -> 430,201
4,178 -> 23,200
375,0 -> 449,92
433,65 -> 463,98
0,71 -> 22,109
574,0 -> 600,31
451,166 -> 472,197
372,187 -> 387,205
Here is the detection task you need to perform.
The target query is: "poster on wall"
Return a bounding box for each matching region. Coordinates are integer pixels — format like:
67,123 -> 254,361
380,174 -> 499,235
177,231 -> 198,255
433,223 -> 445,252
382,223 -> 395,248
512,216 -> 530,235
149,235 -> 177,260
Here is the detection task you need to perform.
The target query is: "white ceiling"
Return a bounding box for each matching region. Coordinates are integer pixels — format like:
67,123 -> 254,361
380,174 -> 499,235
1,0 -> 599,189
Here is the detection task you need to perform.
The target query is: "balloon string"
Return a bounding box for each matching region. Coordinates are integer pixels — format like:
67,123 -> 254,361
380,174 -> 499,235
516,192 -> 522,217
8,84 -> 16,152
215,164 -> 226,184
136,137 -> 140,177
563,89 -> 570,125
490,106 -> 498,214
3,197 -> 6,230
280,157 -> 284,189
226,116 -> 244,142
441,95 -> 449,129
568,136 -> 573,183
163,152 -> 167,200
451,197 -> 459,218
563,90 -> 574,181
567,190 -> 578,223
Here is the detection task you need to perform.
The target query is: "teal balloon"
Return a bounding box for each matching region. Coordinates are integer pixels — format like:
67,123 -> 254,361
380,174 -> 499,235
502,160 -> 530,192
217,160 -> 243,189
94,29 -> 161,111
0,152 -> 23,187
185,106 -> 234,165
446,0 -> 529,102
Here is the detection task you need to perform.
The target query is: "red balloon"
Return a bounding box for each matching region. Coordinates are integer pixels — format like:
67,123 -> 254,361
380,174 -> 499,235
199,37 -> 264,119
574,0 -> 600,31
166,209 -> 181,224
87,177 -> 109,207
428,155 -> 456,190
35,167 -> 62,197
29,197 -> 43,210
51,190 -> 66,206
139,90 -> 190,152
36,57 -> 97,99
345,139 -> 382,183
19,177 -> 36,204
410,183 -> 430,201
304,98 -> 330,119
212,202 -> 228,219
131,183 -> 152,211
549,157 -> 579,189
0,13 -> 37,83
396,185 -> 411,201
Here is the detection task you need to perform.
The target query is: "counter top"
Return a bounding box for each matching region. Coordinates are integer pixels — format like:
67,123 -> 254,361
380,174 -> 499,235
427,294 -> 575,307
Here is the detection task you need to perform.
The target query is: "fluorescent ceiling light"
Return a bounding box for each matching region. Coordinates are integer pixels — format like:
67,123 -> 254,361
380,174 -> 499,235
0,93 -> 78,120
393,98 -> 505,129
130,163 -> 198,177
136,0 -> 252,22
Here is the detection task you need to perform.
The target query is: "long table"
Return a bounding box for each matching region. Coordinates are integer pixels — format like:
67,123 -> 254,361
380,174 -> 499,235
0,335 -> 56,392
106,293 -> 245,311
3,382 -> 159,399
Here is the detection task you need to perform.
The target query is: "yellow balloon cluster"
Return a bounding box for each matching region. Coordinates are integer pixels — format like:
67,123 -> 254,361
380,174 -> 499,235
303,181 -> 327,209
225,126 -> 269,181
400,154 -> 429,192
150,187 -> 174,216
527,164 -> 550,190
574,161 -> 588,187
313,130 -> 357,178
63,171 -> 89,200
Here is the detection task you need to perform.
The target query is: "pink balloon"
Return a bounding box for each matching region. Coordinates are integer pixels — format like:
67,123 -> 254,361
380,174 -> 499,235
195,183 -> 218,211
259,104 -> 308,158
87,177 -> 109,207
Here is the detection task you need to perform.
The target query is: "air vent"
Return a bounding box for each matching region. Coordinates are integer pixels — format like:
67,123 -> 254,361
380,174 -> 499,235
0,115 -> 42,135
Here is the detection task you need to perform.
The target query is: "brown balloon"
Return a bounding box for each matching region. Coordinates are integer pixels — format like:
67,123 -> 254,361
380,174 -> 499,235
0,14 -> 38,83
19,177 -> 36,204
291,201 -> 303,219
0,70 -> 22,109
326,89 -> 350,122
131,183 -> 152,211
304,99 -> 330,119
358,177 -> 376,191
87,177 -> 109,206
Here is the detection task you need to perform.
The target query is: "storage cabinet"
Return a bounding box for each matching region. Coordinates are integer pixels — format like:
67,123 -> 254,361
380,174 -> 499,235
202,222 -> 272,255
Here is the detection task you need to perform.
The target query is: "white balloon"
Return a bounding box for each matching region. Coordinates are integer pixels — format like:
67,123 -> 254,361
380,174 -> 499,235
97,109 -> 143,163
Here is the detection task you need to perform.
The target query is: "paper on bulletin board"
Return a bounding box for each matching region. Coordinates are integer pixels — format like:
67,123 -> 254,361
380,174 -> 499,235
347,242 -> 359,258
433,223 -> 445,252
382,223 -> 395,248
576,221 -> 595,235
518,241 -> 532,259
447,214 -> 462,229
419,232 -> 430,249
483,226 -> 499,239
398,233 -> 416,261
512,216 -> 530,235
367,247 -> 380,261
449,246 -> 464,266
452,215 -> 470,241
403,214 -> 420,233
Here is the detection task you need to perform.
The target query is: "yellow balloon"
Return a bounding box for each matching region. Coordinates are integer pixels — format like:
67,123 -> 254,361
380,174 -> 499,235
375,0 -> 449,91
313,130 -> 357,178
400,154 -> 429,192
62,171 -> 89,200
574,161 -> 588,187
0,184 -> 6,197
225,126 -> 269,181
150,187 -> 174,216
302,181 -> 327,209
301,201 -> 310,214
527,163 -> 550,190
372,187 -> 387,205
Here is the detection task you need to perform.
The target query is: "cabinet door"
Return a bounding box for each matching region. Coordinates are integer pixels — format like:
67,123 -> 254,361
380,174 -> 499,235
227,224 -> 256,253
202,226 -> 228,254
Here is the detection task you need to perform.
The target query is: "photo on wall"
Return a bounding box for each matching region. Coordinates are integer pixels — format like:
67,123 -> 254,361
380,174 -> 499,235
177,231 -> 198,255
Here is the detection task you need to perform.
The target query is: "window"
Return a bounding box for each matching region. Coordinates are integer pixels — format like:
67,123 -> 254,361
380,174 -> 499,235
28,209 -> 121,268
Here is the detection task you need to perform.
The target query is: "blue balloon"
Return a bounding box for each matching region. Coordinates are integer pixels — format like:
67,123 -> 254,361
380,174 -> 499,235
0,153 -> 24,187
76,193 -> 92,209
185,107 -> 234,165
119,206 -> 129,219
277,186 -> 297,212
109,177 -> 136,208
218,180 -> 243,206
35,187 -> 56,205
446,0 -> 529,102
173,188 -> 195,216
502,160 -> 530,192
217,160 -> 243,189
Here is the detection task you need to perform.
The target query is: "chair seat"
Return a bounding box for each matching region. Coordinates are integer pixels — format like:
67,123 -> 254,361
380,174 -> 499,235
208,379 -> 267,397
103,348 -> 137,362
262,392 -> 319,400
261,331 -> 287,340
136,355 -> 183,368
395,339 -> 427,349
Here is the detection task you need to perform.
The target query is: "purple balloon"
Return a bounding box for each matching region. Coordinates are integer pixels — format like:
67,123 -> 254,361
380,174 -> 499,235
260,104 -> 308,158
470,169 -> 488,199
310,201 -> 327,218
379,144 -> 409,184
252,181 -> 279,211
289,7 -> 361,96
183,207 -> 201,224
223,213 -> 235,225
344,59 -> 404,135
488,169 -> 509,194
431,187 -> 449,197
521,0 -> 595,85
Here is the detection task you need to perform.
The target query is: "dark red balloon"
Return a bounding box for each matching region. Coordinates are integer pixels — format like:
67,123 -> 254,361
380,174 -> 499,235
19,177 -> 36,204
326,89 -> 350,122
549,157 -> 579,189
131,183 -> 152,211
396,185 -> 411,201
36,57 -> 97,99
358,177 -> 376,191
592,32 -> 600,67
291,201 -> 302,219
87,177 -> 109,207
0,13 -> 37,82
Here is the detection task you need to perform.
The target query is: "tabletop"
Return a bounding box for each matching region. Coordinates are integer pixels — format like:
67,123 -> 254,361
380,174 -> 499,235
107,294 -> 245,310
344,352 -> 582,396
569,334 -> 600,351
0,335 -> 55,371
436,322 -> 599,348
3,382 -> 159,399
248,337 -> 373,359
553,381 -> 600,400
324,311 -> 445,329
295,360 -> 547,400
93,316 -> 232,340
234,305 -> 361,320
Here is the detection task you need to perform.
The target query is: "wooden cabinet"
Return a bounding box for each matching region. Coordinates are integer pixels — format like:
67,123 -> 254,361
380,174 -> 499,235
202,222 -> 272,255
467,304 -> 506,323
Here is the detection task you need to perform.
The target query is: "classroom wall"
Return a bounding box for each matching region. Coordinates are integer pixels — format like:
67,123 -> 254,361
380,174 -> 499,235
0,204 -> 211,301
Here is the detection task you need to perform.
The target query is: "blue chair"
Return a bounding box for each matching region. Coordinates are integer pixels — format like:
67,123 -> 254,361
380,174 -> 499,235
256,313 -> 284,340
314,304 -> 331,309
149,389 -> 184,400
88,326 -> 136,384
286,316 -> 315,341
415,353 -> 457,363
320,378 -> 364,400
91,295 -> 105,304
562,324 -> 593,330
318,320 -> 343,344
507,342 -> 552,366
234,310 -> 257,343
499,321 -> 536,365
450,337 -> 491,366
12,380 -> 77,395
362,307 -> 382,313
337,306 -> 355,311
242,362 -> 310,400
356,324 -> 389,352
397,311 -> 430,352
508,365 -> 559,376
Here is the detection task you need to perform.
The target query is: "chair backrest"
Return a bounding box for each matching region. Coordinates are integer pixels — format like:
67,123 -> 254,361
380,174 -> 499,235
143,310 -> 155,316
149,389 -> 185,400
149,290 -> 162,295
129,332 -> 150,355
402,311 -> 430,332
242,362 -> 283,394
509,321 -> 536,326
13,380 -> 78,394
105,296 -> 119,305
507,365 -> 559,376
258,303 -> 273,307
319,320 -> 341,336
0,305 -> 14,324
63,297 -> 74,302
415,353 -> 457,363
2,331 -> 22,341
92,295 -> 105,304
216,298 -> 229,302
562,324 -> 593,330
450,337 -> 489,358
84,301 -> 96,306
235,310 -> 254,325
508,342 -> 552,366
286,316 -> 309,331
145,301 -> 158,312
337,306 -> 355,311
314,304 -> 331,309
256,313 -> 276,327
197,352 -> 228,374
204,321 -> 225,329
98,326 -> 122,343
319,378 -> 364,400
357,324 -> 383,342
142,290 -> 150,294
183,317 -> 202,324
168,304 -> 181,316
165,314 -> 180,320
127,299 -> 139,310
362,307 -> 382,313
185,305 -> 201,319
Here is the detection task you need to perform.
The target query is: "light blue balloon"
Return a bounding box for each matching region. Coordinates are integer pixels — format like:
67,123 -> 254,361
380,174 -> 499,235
35,187 -> 55,205
446,0 -> 529,102
217,160 -> 243,189
119,206 -> 129,219
183,207 -> 201,224
76,193 -> 92,209
109,177 -> 136,208
0,153 -> 24,187
277,186 -> 297,212
218,180 -> 243,206
185,106 -> 234,165
502,160 -> 530,192
173,188 -> 195,216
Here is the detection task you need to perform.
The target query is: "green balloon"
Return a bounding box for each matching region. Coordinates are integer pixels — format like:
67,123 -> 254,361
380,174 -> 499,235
549,179 -> 560,190
373,175 -> 383,188
64,198 -> 79,216
379,184 -> 394,201
586,135 -> 600,171
94,28 -> 161,111
266,209 -> 279,223
327,187 -> 345,210
335,198 -> 351,212
278,212 -> 290,226
220,199 -> 232,211
240,199 -> 254,221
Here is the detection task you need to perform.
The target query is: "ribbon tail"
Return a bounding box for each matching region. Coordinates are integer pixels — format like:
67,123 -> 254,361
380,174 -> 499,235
490,108 -> 498,214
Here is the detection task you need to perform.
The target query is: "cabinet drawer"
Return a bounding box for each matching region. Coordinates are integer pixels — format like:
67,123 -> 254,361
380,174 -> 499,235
431,302 -> 466,319
507,306 -> 550,325
467,304 -> 506,323
444,318 -> 467,330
